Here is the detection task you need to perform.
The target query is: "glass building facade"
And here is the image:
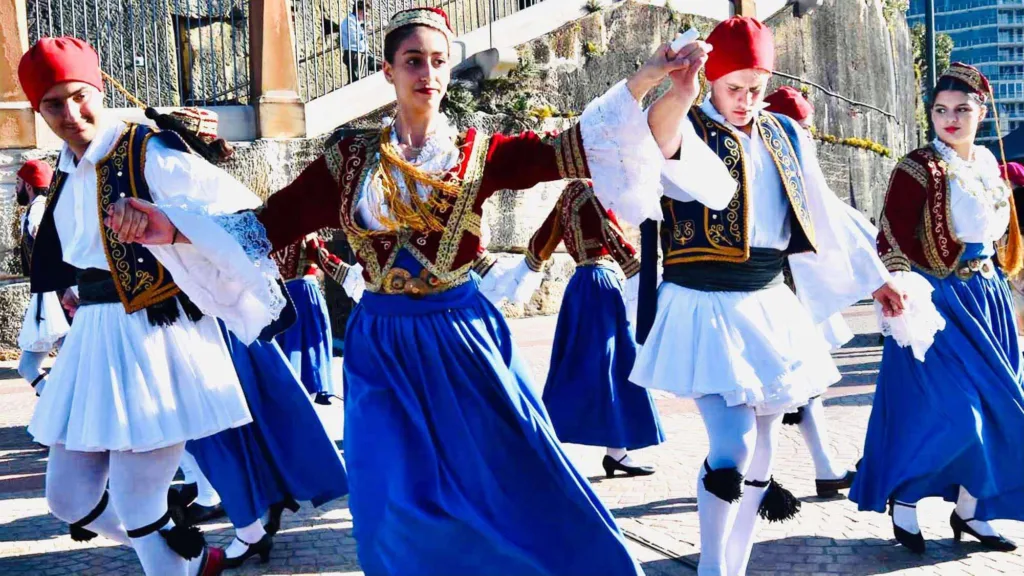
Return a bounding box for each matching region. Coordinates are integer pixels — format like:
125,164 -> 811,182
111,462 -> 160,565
909,0 -> 1024,143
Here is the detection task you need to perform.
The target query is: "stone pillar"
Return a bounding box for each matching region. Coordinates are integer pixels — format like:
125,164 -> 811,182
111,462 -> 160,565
0,0 -> 36,149
250,0 -> 306,138
733,0 -> 757,17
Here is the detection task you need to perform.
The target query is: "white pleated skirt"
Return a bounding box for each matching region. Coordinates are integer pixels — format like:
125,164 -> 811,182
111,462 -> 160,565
18,292 -> 71,353
630,282 -> 840,415
29,302 -> 252,453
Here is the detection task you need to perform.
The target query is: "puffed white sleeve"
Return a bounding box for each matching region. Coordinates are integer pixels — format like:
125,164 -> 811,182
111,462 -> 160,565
142,138 -> 285,344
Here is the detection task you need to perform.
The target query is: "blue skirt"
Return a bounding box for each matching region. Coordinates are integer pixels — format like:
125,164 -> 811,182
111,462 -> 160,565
543,265 -> 664,450
186,322 -> 349,528
343,253 -> 641,576
851,246 -> 1024,521
275,277 -> 335,396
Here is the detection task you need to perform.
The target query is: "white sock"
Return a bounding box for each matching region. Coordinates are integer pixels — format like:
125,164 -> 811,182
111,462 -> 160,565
19,350 -> 48,396
129,518 -> 189,576
178,452 -> 199,485
726,413 -> 782,576
606,447 -> 635,466
797,397 -> 846,480
892,500 -> 920,535
192,464 -> 221,508
956,486 -> 998,537
226,519 -> 267,559
694,396 -> 757,576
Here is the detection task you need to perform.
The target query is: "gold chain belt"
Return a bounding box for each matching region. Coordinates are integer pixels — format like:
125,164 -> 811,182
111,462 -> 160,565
955,257 -> 996,281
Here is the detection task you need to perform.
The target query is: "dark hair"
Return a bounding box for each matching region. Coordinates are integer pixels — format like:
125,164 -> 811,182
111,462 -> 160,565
353,0 -> 365,13
930,76 -> 986,108
383,24 -> 448,64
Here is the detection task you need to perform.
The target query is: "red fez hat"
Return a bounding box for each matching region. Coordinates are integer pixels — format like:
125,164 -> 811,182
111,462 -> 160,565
705,16 -> 775,82
17,160 -> 54,189
764,86 -> 814,122
1002,162 -> 1024,188
18,37 -> 103,112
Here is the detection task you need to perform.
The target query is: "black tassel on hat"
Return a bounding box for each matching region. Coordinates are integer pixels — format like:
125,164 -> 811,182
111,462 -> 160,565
144,107 -> 222,165
702,460 -> 744,503
757,477 -> 801,523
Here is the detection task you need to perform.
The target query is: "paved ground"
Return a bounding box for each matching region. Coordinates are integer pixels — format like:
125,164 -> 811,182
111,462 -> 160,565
1,305 -> 1022,575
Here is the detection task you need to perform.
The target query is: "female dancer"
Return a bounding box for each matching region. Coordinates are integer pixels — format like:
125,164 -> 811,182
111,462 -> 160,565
108,7 -> 716,574
851,63 -> 1024,553
523,179 -> 663,477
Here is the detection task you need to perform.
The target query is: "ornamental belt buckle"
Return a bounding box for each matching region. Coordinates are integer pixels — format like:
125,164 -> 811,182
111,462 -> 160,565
383,267 -> 441,298
956,257 -> 994,281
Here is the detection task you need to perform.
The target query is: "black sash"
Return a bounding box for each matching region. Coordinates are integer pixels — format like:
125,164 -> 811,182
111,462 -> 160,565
662,248 -> 787,293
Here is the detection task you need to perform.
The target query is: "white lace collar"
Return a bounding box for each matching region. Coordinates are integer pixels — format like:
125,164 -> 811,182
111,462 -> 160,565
385,113 -> 461,173
933,138 -> 1009,205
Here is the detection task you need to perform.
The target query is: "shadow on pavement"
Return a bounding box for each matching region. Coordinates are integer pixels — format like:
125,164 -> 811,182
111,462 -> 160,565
741,534 -> 976,575
610,497 -> 698,519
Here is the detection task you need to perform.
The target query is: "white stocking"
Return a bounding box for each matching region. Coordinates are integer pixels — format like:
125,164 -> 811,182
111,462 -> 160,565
19,350 -> 49,395
892,499 -> 920,534
695,396 -> 757,576
606,447 -> 636,466
956,486 -> 998,537
109,443 -> 192,576
181,451 -> 220,507
45,445 -> 129,545
226,519 -> 267,559
726,413 -> 783,576
178,451 -> 199,485
796,397 -> 845,480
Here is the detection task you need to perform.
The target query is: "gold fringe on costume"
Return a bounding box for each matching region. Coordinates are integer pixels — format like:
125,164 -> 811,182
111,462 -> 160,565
364,125 -> 463,236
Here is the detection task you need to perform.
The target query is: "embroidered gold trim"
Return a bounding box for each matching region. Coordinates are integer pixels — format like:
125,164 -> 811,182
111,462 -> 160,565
757,114 -> 816,250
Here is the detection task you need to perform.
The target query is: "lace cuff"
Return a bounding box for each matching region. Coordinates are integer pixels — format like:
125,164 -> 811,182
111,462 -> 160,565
875,271 -> 946,362
342,263 -> 366,303
580,80 -> 665,226
476,255 -> 544,307
149,205 -> 286,344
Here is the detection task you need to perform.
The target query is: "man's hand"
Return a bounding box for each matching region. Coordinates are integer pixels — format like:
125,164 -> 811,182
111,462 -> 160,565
61,288 -> 79,319
873,281 -> 907,317
103,198 -> 183,245
627,40 -> 712,103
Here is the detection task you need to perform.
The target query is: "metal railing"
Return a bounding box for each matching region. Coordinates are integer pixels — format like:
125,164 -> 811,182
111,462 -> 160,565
292,0 -> 545,101
26,0 -> 251,108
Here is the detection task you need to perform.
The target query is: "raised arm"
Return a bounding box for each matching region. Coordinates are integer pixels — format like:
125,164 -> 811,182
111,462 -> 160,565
525,196 -> 565,272
257,156 -> 344,253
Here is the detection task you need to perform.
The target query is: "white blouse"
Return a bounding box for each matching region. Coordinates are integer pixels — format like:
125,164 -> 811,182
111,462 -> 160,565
933,139 -> 1011,245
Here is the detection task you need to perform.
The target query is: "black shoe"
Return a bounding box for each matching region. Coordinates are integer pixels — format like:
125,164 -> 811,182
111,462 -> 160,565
314,392 -> 341,406
186,502 -> 226,525
178,482 -> 198,507
888,498 -> 925,554
816,470 -> 856,498
264,496 -> 300,536
950,511 -> 1017,551
601,455 -> 655,479
222,534 -> 274,567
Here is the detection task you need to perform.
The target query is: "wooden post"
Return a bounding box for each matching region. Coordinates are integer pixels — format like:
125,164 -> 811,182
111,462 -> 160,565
250,0 -> 306,138
733,0 -> 757,17
0,0 -> 36,149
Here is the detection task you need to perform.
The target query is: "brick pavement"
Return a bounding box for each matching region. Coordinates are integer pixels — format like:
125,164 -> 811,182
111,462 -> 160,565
1,305 -> 1023,575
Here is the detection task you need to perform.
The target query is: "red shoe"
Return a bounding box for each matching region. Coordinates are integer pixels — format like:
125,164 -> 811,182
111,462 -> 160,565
198,546 -> 226,576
